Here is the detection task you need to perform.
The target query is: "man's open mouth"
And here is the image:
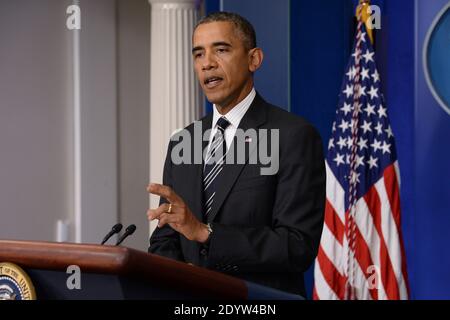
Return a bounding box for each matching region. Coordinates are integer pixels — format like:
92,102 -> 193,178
204,76 -> 223,88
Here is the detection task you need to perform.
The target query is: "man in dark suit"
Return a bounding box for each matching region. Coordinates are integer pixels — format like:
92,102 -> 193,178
147,12 -> 325,298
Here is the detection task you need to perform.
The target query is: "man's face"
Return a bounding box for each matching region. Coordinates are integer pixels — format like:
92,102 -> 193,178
192,21 -> 253,110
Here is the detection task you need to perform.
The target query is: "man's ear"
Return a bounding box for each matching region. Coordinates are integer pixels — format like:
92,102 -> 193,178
248,48 -> 264,72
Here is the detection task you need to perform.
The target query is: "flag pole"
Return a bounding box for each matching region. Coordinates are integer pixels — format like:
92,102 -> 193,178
346,0 -> 374,299
345,6 -> 367,301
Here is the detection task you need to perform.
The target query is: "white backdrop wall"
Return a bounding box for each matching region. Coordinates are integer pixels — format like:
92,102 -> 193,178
0,0 -> 151,251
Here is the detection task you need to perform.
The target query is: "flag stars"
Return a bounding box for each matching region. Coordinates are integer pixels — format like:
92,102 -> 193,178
374,122 -> 383,135
381,141 -> 391,154
338,119 -> 350,133
372,69 -> 380,83
354,102 -> 363,114
368,86 -> 379,100
334,153 -> 345,167
360,32 -> 367,42
355,154 -> 365,169
328,138 -> 335,150
385,125 -> 394,138
361,120 -> 372,134
360,67 -> 370,81
371,138 -> 382,152
346,67 -> 356,81
367,155 -> 378,169
352,49 -> 362,60
364,103 -> 376,117
354,85 -> 366,99
357,137 -> 368,151
378,105 -> 387,118
337,136 -> 347,149
322,15 -> 407,216
346,137 -> 353,149
343,84 -> 354,98
340,103 -> 352,115
329,29 -> 397,183
350,171 -> 361,184
362,49 -> 375,63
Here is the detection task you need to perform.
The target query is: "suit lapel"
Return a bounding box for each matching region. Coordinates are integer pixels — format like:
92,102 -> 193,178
206,94 -> 268,223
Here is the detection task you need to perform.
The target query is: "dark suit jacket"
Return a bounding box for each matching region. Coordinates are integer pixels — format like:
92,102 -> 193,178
149,93 -> 326,297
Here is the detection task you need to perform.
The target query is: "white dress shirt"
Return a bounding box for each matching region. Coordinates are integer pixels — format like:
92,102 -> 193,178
206,88 -> 256,155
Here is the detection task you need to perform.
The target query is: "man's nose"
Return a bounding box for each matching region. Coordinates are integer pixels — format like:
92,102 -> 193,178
202,52 -> 218,71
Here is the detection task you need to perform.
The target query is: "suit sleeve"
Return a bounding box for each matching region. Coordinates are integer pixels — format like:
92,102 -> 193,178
148,140 -> 185,262
206,124 -> 326,273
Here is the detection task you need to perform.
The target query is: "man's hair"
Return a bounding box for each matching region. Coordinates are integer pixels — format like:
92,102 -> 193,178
195,12 -> 257,51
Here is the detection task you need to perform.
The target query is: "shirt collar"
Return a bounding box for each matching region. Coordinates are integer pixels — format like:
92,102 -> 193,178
212,88 -> 256,129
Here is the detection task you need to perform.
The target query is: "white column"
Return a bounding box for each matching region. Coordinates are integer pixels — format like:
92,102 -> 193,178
148,0 -> 202,234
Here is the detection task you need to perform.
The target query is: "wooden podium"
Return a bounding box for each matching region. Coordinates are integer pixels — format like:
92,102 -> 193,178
0,239 -> 247,300
0,240 -> 302,300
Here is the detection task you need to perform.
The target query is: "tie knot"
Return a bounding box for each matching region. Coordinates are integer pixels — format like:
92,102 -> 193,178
216,117 -> 231,132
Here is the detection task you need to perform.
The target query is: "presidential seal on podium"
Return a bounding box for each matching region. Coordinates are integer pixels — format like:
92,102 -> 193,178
0,262 -> 36,300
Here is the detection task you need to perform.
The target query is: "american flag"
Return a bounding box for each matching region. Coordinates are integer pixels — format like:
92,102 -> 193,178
313,20 -> 410,300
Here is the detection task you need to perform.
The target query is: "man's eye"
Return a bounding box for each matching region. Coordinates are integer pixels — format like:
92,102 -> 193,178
217,48 -> 228,53
194,53 -> 203,58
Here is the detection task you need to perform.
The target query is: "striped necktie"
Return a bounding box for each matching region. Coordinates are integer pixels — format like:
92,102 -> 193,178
203,116 -> 231,219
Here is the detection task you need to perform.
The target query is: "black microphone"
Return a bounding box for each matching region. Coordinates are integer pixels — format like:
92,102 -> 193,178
101,223 -> 123,245
116,224 -> 136,246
